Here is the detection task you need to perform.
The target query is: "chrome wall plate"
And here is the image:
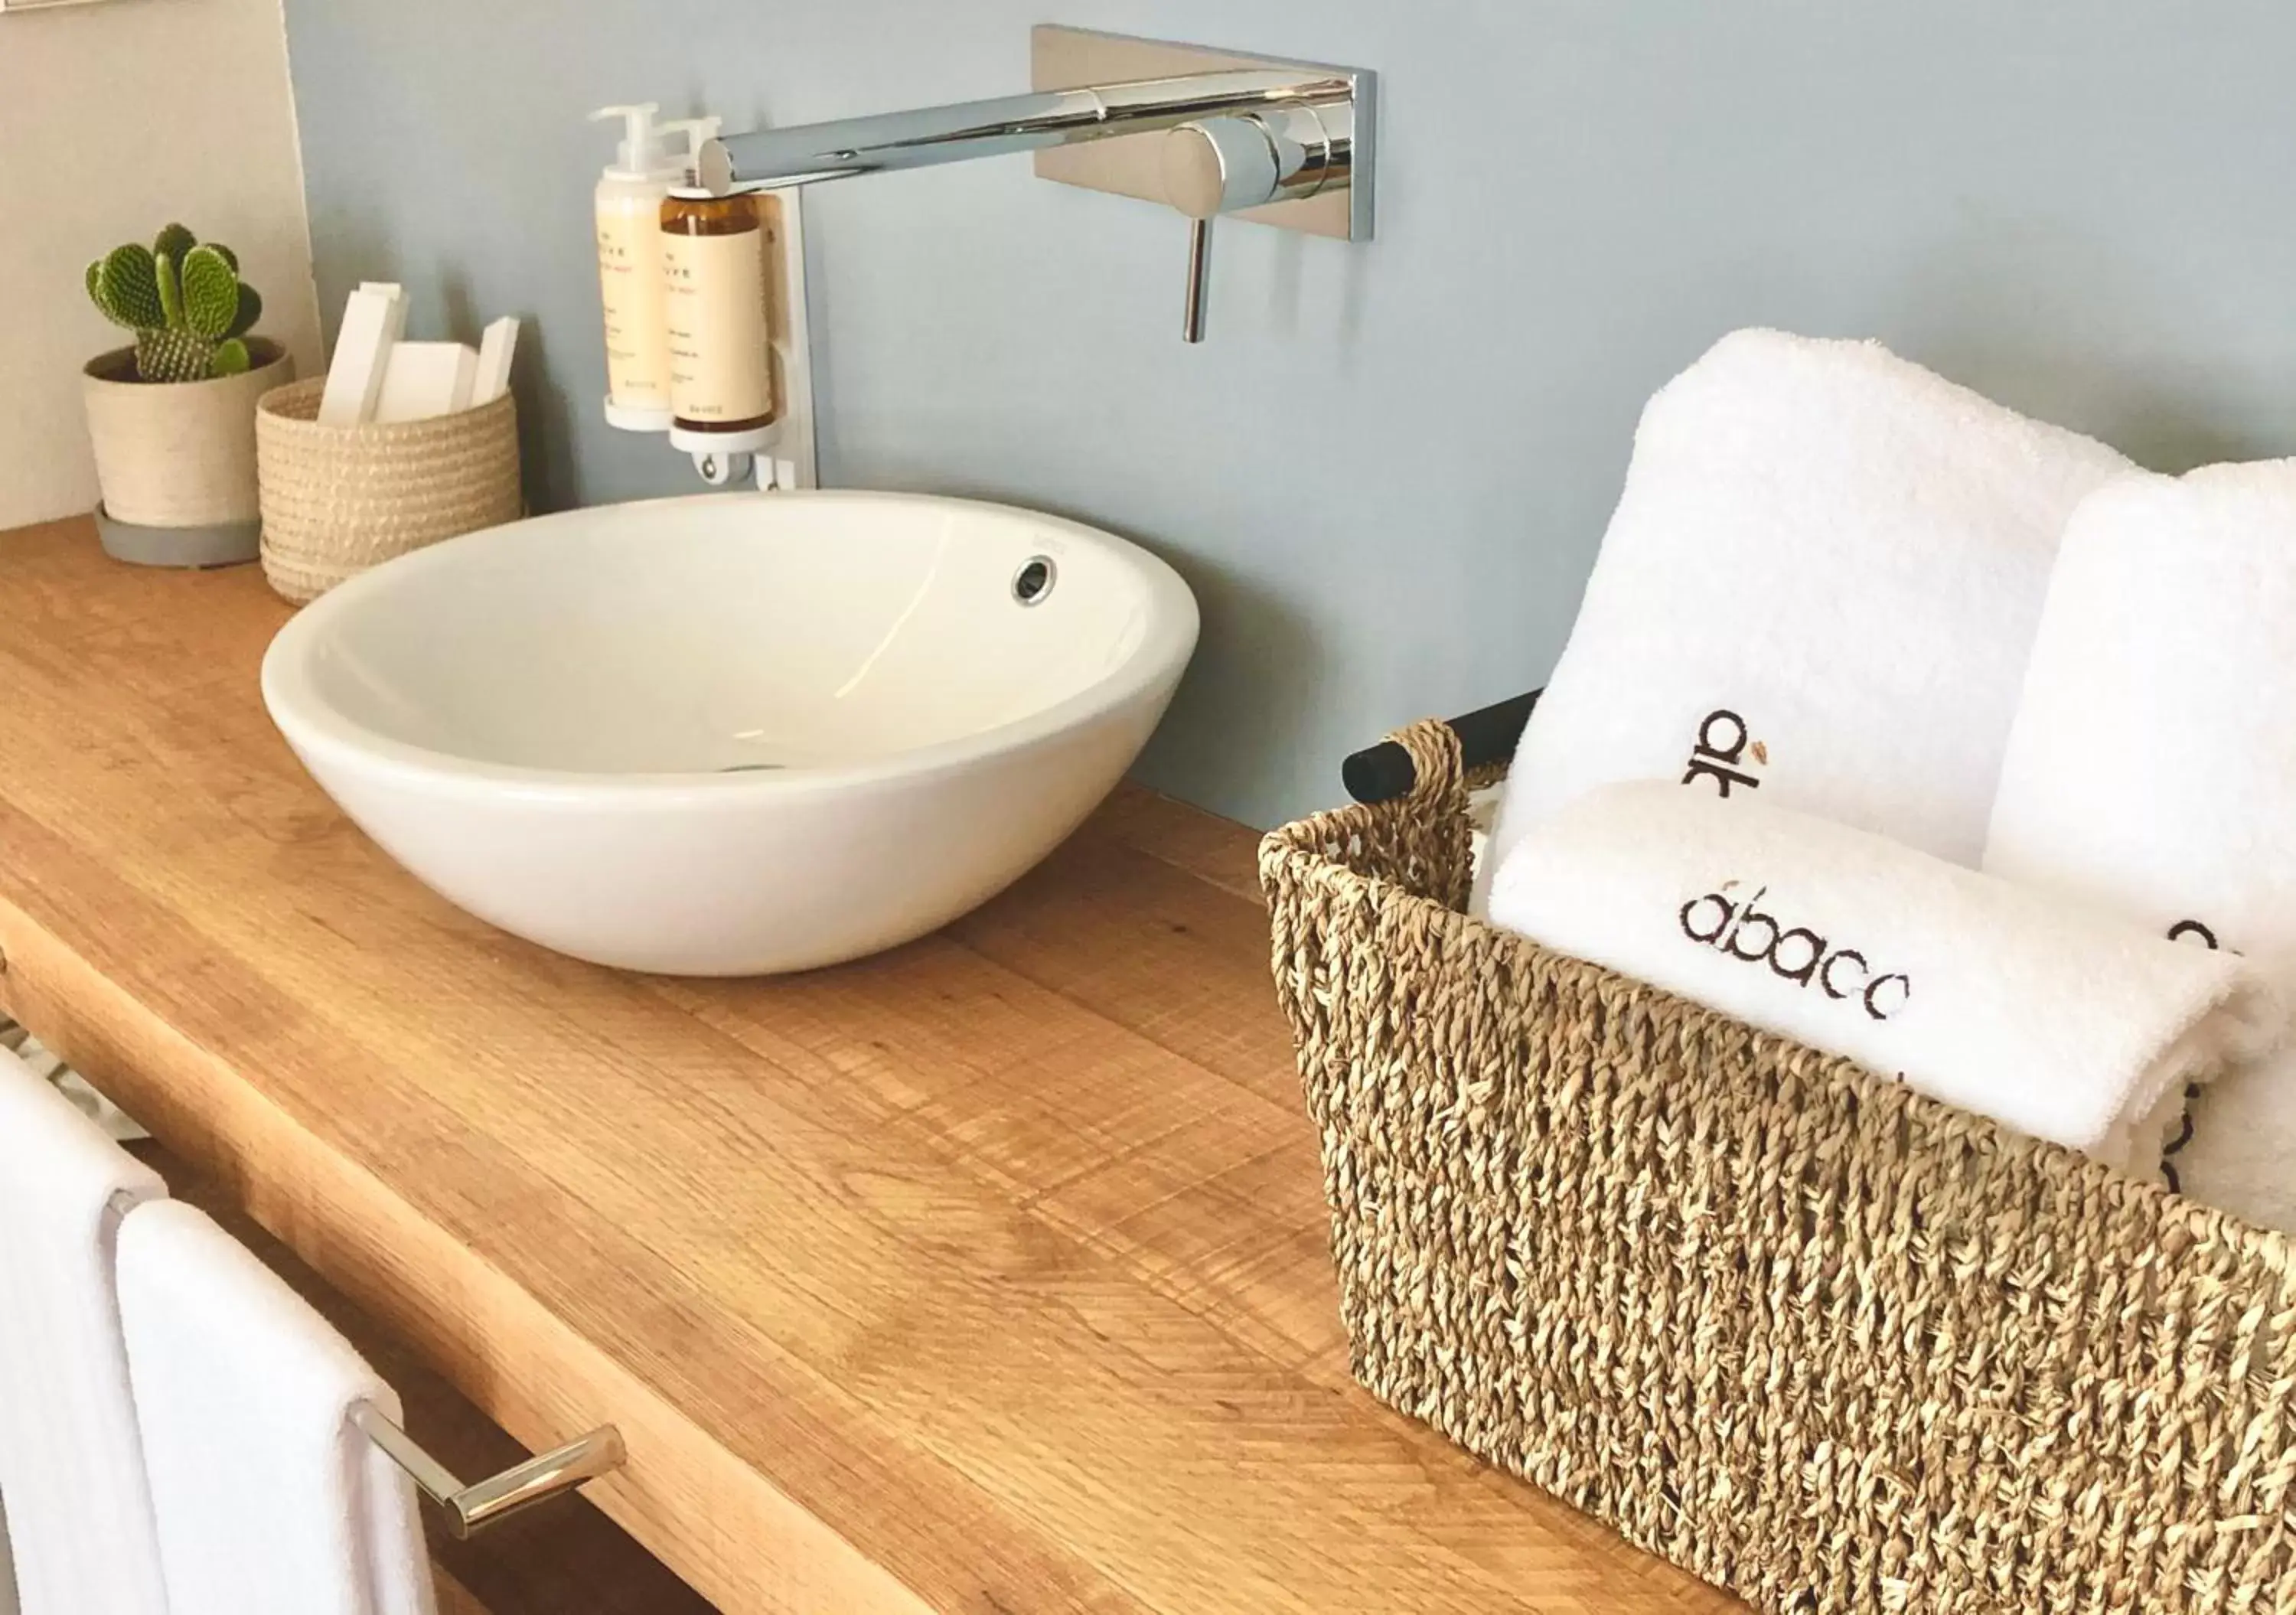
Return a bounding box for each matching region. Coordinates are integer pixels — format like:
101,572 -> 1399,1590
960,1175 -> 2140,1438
1030,24 -> 1375,243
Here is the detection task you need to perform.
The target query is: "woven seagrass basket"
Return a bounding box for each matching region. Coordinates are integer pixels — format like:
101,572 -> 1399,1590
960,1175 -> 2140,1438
1260,719 -> 2296,1614
254,377 -> 522,604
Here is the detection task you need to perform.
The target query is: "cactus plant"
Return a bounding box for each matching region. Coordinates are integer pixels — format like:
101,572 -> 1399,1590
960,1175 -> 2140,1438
86,223 -> 264,383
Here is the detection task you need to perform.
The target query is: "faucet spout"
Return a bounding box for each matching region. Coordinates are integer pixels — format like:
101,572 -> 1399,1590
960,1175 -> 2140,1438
687,70 -> 1352,196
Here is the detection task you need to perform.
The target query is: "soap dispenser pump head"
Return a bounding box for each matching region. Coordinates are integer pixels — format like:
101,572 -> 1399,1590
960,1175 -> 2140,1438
657,116 -> 725,188
591,103 -> 669,178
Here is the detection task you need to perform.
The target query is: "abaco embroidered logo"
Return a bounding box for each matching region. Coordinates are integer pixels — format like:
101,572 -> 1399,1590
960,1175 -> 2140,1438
2160,917 -> 2226,1190
2168,918 -> 2221,950
1682,709 -> 1766,798
1678,880 -> 1912,1021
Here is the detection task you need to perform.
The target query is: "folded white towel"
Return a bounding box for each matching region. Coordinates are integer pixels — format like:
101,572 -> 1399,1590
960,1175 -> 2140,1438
118,1200 -> 437,1615
0,1048 -> 170,1615
1490,783 -> 2284,1173
1986,462 -> 2296,1226
1482,328 -> 2131,912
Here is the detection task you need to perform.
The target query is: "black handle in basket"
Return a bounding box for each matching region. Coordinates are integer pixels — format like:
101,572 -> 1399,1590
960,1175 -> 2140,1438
1340,689 -> 1543,804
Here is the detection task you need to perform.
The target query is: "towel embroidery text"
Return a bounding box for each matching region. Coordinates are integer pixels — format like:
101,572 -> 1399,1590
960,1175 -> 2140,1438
1681,709 -> 1766,797
1678,880 -> 1911,1020
2168,918 -> 2221,951
2159,918 -> 2226,1190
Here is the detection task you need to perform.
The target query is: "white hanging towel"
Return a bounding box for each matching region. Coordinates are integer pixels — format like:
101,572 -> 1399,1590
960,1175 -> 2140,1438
0,1047 -> 170,1615
1489,782 -> 2285,1175
1482,328 -> 2131,910
1985,461 -> 2296,1227
116,1199 -> 437,1615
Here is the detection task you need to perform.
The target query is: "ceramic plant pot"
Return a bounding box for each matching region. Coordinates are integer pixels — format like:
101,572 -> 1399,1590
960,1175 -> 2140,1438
81,338 -> 293,568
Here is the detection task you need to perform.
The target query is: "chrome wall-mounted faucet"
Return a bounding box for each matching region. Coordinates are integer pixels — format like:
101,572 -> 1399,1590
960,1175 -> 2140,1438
682,25 -> 1375,343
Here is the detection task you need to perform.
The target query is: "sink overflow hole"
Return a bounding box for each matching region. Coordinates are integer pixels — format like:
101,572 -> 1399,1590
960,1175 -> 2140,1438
1013,556 -> 1057,607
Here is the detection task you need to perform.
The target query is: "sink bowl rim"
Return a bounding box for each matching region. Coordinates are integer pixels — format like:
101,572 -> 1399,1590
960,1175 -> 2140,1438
259,489 -> 1199,806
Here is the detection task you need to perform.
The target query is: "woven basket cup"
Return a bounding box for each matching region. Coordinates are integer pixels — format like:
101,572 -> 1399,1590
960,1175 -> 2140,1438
1260,720 -> 2296,1614
255,377 -> 522,604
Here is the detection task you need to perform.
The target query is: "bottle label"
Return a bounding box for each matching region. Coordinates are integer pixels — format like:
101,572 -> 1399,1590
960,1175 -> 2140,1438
664,230 -> 775,423
596,197 -> 670,408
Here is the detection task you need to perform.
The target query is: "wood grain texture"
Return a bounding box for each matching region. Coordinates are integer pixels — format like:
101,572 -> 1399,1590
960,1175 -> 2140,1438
0,517 -> 1743,1615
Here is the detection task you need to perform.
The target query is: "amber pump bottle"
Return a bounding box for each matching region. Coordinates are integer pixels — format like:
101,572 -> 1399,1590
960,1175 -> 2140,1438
660,186 -> 778,438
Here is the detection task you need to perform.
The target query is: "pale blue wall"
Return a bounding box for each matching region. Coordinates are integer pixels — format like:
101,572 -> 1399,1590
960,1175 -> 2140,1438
280,1 -> 2296,828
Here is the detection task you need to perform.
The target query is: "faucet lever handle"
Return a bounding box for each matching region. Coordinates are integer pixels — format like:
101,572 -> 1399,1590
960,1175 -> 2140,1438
1161,114 -> 1322,344
1163,119 -> 1275,346
1162,117 -> 1283,221
1182,218 -> 1213,344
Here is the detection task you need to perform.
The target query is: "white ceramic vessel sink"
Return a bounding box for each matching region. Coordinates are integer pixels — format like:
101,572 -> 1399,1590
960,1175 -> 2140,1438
262,491 -> 1198,975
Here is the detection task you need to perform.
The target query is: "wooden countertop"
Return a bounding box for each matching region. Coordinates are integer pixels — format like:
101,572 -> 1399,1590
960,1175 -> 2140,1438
0,517 -> 1739,1615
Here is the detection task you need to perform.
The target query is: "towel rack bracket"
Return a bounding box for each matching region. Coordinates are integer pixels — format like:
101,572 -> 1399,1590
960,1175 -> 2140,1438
352,1402 -> 625,1539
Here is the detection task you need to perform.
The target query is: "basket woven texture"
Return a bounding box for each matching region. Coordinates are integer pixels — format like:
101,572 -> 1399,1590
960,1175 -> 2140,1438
1259,719 -> 2296,1613
255,377 -> 522,604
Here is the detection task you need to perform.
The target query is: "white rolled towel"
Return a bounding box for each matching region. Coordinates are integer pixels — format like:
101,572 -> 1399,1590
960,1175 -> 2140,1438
1490,783 -> 2285,1174
1482,328 -> 2131,912
1985,462 -> 2296,1226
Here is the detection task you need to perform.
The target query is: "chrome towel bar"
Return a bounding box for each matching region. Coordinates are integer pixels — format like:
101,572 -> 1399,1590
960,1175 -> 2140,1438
352,1403 -> 625,1538
0,1016 -> 625,1538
